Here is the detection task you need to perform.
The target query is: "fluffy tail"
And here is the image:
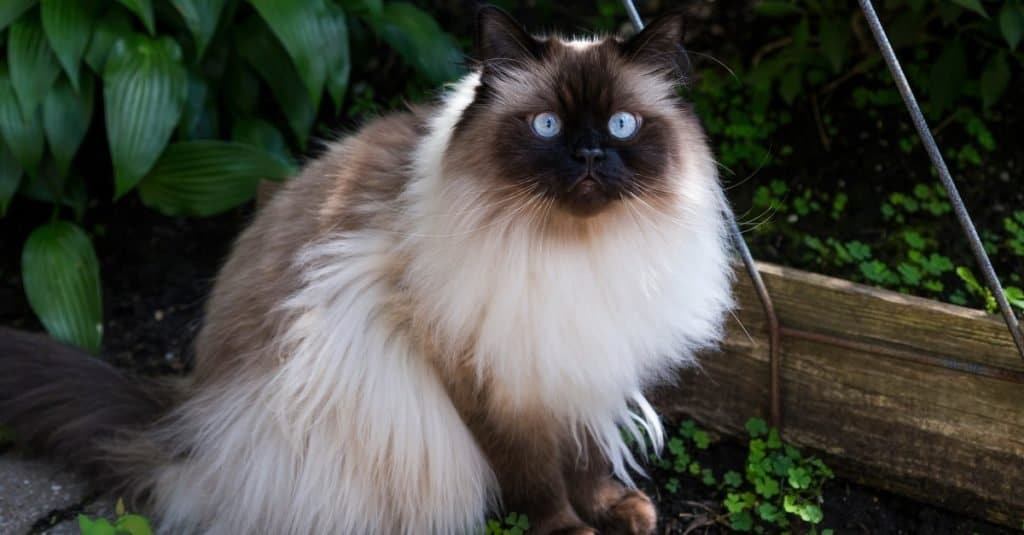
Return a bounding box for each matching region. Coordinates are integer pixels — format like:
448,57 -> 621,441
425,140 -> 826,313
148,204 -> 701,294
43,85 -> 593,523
0,327 -> 176,486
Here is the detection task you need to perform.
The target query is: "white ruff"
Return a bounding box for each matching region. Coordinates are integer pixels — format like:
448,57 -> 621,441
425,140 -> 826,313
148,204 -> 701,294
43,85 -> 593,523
148,69 -> 732,534
402,72 -> 733,485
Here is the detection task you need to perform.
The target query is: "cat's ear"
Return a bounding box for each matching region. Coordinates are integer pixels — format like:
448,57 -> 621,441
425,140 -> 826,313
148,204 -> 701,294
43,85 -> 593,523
620,10 -> 691,75
474,6 -> 543,71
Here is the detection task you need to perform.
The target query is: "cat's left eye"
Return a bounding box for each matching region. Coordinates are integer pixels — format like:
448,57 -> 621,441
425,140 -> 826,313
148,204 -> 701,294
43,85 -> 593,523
608,111 -> 640,139
531,112 -> 562,138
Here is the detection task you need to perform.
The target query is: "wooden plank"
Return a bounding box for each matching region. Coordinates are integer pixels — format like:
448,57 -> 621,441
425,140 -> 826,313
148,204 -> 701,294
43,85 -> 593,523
656,261 -> 1024,528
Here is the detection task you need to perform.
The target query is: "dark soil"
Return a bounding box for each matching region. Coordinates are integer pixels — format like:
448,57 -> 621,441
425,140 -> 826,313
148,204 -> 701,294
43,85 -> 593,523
1,199 -> 1016,534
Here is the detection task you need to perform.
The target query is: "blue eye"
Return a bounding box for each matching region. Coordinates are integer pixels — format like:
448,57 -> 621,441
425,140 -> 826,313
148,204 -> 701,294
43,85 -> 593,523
531,112 -> 561,138
608,111 -> 640,139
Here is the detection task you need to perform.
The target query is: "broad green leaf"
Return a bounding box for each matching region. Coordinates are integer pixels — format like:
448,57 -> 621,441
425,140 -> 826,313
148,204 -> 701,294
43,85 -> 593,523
41,0 -> 97,90
231,118 -> 292,167
103,35 -> 188,198
999,1 -> 1023,50
17,165 -> 87,217
0,64 -> 44,175
83,10 -> 133,73
321,3 -> 350,111
43,74 -> 93,178
21,221 -> 103,353
980,52 -> 1010,110
952,0 -> 988,18
169,0 -> 226,58
117,0 -> 154,34
0,0 -> 37,33
234,17 -> 314,146
373,3 -> 463,84
928,40 -> 966,116
0,138 -> 23,216
8,13 -> 62,116
177,71 -> 218,140
138,141 -> 293,217
248,0 -> 329,108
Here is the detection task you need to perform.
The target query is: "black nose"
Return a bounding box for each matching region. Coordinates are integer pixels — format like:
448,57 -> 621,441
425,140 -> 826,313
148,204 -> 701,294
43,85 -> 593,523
574,147 -> 606,164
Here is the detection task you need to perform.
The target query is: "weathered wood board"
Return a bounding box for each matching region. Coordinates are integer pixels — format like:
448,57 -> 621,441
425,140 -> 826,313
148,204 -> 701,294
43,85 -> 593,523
657,262 -> 1024,528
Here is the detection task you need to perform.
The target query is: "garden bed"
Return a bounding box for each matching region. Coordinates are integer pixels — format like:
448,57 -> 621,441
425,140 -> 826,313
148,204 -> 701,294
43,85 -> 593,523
656,261 -> 1024,530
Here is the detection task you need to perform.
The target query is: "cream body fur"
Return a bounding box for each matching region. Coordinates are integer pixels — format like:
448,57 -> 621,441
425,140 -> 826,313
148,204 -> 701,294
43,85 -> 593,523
140,65 -> 732,533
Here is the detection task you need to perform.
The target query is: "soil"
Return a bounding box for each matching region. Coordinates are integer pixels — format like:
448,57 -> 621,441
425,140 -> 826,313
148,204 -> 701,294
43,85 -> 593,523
0,198 -> 1016,534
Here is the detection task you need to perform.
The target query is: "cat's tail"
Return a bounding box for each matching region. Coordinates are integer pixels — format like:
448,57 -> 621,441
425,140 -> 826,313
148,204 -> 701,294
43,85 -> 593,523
0,326 -> 177,488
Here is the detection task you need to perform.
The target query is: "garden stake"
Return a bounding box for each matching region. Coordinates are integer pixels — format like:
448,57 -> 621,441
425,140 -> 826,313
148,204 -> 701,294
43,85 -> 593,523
858,0 -> 1024,362
619,0 -> 785,430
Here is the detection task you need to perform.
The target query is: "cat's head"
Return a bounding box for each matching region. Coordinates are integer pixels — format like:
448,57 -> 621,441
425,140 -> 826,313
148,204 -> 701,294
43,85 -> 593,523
445,6 -> 711,224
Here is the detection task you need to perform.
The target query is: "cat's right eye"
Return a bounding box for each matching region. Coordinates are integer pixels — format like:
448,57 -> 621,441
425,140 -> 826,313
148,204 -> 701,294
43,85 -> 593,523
531,112 -> 562,138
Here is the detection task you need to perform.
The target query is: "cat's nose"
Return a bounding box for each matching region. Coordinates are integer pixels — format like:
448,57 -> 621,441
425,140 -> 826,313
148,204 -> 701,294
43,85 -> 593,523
574,147 -> 606,165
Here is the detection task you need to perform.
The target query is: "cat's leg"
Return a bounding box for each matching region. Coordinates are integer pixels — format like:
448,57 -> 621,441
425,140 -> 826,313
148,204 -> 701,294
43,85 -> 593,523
564,438 -> 658,535
470,414 -> 597,535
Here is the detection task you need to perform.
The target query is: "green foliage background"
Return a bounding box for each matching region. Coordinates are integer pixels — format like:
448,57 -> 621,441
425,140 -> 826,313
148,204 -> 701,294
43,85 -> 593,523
2,0 -> 1023,352
1,0 -> 464,351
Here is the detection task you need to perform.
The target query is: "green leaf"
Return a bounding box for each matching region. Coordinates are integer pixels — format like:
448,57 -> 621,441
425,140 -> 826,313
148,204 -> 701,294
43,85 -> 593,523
0,64 -> 45,175
248,0 -> 330,109
753,1 -> 802,16
117,0 -> 154,34
373,2 -> 463,84
78,515 -> 117,535
928,40 -> 966,116
0,138 -> 23,216
730,511 -> 754,532
43,74 -> 93,178
8,12 -> 62,116
320,2 -> 350,111
745,418 -> 768,438
338,0 -> 381,17
177,71 -> 218,140
0,0 -> 37,33
999,2 -> 1023,50
114,514 -> 154,535
21,221 -> 103,353
138,141 -> 293,217
980,52 -> 1011,110
83,10 -> 133,73
1005,287 -> 1024,311
952,0 -> 988,18
232,118 -> 292,167
723,470 -> 743,488
103,35 -> 188,198
234,16 -> 315,146
41,0 -> 97,91
169,0 -> 226,58
818,16 -> 850,73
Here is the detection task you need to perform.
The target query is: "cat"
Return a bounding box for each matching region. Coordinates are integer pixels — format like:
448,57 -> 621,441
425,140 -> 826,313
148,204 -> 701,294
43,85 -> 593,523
0,6 -> 733,534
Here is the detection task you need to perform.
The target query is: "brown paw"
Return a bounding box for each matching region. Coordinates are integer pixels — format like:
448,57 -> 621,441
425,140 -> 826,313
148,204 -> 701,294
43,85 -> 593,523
601,489 -> 657,535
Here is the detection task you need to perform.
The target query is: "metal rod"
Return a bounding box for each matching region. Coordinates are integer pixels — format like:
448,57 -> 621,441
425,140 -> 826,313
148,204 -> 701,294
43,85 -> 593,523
858,0 -> 1024,361
619,0 -> 785,428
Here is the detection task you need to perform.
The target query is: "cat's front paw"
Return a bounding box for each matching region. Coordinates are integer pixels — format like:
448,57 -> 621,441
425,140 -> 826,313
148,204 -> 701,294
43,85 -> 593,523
601,489 -> 657,535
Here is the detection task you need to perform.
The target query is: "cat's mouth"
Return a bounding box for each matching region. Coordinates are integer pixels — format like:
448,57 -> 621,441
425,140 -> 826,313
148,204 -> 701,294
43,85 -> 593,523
562,172 -> 616,217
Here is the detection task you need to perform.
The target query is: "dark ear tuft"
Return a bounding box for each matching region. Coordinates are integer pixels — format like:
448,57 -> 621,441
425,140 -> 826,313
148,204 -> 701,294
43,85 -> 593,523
621,10 -> 690,75
474,6 -> 542,71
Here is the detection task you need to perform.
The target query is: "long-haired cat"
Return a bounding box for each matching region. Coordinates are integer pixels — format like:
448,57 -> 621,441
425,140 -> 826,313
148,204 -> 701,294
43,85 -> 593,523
0,7 -> 732,534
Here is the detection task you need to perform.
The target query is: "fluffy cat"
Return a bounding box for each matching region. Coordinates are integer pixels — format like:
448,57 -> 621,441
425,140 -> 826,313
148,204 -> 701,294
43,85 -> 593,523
0,7 -> 732,534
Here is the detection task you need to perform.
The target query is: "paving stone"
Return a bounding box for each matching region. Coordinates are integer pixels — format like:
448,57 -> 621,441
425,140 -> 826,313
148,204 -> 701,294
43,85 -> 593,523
0,456 -> 89,535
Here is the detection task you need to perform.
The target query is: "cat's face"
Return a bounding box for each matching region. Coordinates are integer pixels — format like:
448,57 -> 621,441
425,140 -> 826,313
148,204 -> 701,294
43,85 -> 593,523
448,7 -> 701,220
